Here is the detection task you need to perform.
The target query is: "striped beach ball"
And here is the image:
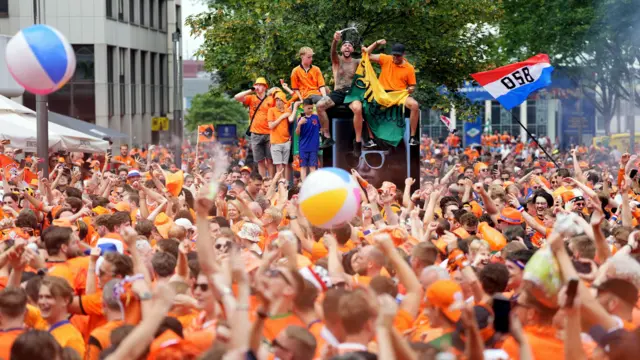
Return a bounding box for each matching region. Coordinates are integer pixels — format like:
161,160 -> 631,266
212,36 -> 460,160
299,168 -> 361,229
5,24 -> 76,95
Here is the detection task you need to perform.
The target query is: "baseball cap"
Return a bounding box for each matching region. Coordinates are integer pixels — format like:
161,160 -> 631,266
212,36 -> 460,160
499,208 -> 524,225
426,280 -> 464,323
127,170 -> 141,178
595,278 -> 639,306
391,43 -> 405,56
240,166 -> 252,173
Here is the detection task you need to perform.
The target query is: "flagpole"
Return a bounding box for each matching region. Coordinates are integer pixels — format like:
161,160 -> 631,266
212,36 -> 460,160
507,110 -> 559,168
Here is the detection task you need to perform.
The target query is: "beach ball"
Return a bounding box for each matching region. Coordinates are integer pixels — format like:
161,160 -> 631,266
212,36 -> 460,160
5,24 -> 76,95
299,168 -> 361,229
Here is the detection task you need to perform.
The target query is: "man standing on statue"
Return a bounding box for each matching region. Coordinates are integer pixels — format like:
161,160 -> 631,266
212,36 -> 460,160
316,31 -> 367,150
364,41 -> 420,146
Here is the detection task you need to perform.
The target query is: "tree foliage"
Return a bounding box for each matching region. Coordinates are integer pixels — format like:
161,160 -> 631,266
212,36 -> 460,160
184,91 -> 248,131
186,0 -> 503,120
499,0 -> 640,135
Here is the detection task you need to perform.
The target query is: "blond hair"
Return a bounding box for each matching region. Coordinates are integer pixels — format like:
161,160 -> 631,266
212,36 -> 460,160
469,239 -> 490,255
299,46 -> 314,58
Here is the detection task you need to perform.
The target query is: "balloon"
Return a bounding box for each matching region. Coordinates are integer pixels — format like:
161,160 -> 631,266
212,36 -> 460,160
299,168 -> 361,229
5,24 -> 76,95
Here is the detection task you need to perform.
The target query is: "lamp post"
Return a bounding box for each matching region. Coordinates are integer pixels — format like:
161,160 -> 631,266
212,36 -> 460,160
172,29 -> 182,168
34,0 -> 48,174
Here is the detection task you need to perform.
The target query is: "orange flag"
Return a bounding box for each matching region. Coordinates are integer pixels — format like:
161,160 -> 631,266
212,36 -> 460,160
197,125 -> 215,144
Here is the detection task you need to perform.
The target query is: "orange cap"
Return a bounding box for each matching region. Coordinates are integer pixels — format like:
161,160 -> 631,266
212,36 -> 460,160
474,162 -> 488,176
426,280 -> 464,323
92,206 -> 110,216
499,207 -> 523,225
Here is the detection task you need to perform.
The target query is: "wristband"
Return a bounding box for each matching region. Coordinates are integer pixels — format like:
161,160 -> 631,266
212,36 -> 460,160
517,206 -> 524,213
286,215 -> 298,221
372,214 -> 383,222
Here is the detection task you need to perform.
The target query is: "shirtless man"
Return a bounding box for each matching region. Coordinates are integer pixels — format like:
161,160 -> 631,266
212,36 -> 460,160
316,31 -> 373,151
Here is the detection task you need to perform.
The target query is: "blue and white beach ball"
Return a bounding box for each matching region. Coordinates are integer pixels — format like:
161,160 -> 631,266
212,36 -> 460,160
299,168 -> 361,229
5,24 -> 76,95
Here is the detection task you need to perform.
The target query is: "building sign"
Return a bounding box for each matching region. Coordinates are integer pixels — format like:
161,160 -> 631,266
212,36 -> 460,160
216,124 -> 237,144
151,117 -> 169,131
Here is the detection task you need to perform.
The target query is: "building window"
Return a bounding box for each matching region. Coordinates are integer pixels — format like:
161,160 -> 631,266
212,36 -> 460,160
130,0 -> 135,23
0,0 -> 8,17
119,48 -> 126,116
159,54 -> 165,114
139,0 -> 145,25
149,0 -> 154,28
118,0 -> 125,21
141,51 -> 147,114
158,0 -> 165,30
106,0 -> 113,18
131,50 -> 137,114
107,46 -> 115,116
150,53 -> 156,114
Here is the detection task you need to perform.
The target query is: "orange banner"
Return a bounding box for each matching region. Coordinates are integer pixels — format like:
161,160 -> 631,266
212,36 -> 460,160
197,124 -> 216,143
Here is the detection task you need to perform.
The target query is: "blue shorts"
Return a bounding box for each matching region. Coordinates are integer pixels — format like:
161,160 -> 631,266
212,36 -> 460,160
300,150 -> 318,168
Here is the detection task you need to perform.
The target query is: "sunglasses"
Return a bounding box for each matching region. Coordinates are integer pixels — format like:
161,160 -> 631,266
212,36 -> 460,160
193,283 -> 209,292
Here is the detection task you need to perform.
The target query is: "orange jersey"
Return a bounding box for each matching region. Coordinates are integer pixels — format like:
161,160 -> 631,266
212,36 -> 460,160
268,107 -> 291,144
262,313 -> 305,342
243,95 -> 274,135
378,54 -> 417,91
87,320 -> 124,360
49,320 -> 86,358
290,65 -> 325,99
0,328 -> 24,360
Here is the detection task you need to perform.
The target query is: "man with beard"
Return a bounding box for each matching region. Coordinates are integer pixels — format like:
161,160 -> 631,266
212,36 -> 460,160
316,31 -> 367,150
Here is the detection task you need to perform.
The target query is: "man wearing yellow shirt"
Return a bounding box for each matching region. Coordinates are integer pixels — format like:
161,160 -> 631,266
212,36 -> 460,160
38,276 -> 85,358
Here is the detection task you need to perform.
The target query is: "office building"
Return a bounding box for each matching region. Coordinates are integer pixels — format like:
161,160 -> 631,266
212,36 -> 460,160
0,0 -> 183,146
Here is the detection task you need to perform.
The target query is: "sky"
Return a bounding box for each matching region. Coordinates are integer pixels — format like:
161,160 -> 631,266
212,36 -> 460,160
181,0 -> 208,59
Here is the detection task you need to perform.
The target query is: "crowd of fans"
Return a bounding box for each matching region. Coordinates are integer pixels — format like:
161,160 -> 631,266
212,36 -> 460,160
0,133 -> 637,360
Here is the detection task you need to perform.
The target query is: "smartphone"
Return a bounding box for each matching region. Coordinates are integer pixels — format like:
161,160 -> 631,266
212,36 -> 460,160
565,278 -> 579,308
631,169 -> 638,179
492,297 -> 511,333
492,164 -> 499,171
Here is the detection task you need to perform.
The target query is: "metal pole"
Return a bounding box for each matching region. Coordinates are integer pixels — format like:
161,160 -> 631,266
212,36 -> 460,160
172,31 -> 181,169
509,110 -> 559,167
34,0 -> 49,174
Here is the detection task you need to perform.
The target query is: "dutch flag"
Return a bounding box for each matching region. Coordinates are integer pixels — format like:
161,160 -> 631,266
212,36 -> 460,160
471,54 -> 554,110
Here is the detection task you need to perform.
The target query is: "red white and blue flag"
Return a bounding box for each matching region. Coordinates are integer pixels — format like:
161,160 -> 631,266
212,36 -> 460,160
471,54 -> 554,110
439,115 -> 456,133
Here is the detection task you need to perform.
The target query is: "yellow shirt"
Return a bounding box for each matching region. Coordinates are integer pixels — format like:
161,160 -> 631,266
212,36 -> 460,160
49,320 -> 86,358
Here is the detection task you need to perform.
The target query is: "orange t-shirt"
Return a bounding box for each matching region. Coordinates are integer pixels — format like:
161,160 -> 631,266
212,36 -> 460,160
87,320 -> 125,360
49,320 -> 86,358
262,313 -> 305,342
378,54 -> 417,91
291,65 -> 325,99
0,328 -> 24,360
501,325 -> 563,360
268,107 -> 291,144
243,95 -> 274,135
113,155 -> 136,168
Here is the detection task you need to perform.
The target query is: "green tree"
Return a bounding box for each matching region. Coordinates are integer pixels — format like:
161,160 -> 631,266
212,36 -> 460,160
184,91 -> 248,131
186,0 -> 503,119
499,0 -> 640,135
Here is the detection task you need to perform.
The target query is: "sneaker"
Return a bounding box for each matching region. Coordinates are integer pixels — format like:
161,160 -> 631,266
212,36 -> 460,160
362,139 -> 376,149
409,137 -> 419,146
320,136 -> 335,149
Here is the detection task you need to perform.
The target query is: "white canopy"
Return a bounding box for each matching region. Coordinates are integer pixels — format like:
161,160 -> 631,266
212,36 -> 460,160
0,95 -> 108,153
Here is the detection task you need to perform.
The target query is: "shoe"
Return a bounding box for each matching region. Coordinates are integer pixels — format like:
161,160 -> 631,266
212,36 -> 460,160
320,136 -> 335,149
362,139 -> 376,148
409,137 -> 419,146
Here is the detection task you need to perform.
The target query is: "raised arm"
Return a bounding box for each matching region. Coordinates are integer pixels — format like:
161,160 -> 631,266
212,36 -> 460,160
362,39 -> 386,62
331,31 -> 341,65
